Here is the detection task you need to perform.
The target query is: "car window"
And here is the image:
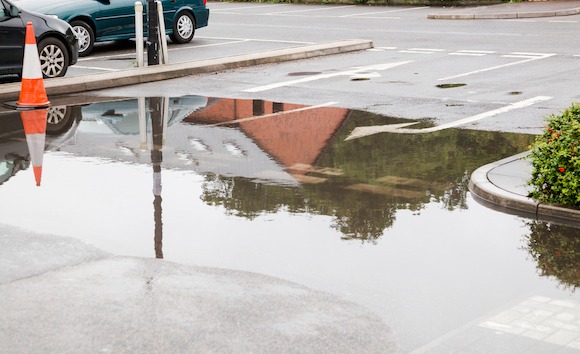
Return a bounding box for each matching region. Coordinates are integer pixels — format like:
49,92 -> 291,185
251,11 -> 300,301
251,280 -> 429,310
0,3 -> 6,17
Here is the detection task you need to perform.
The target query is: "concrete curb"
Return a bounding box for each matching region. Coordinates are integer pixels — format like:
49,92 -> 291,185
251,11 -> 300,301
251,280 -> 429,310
469,151 -> 580,227
427,7 -> 580,19
0,39 -> 373,102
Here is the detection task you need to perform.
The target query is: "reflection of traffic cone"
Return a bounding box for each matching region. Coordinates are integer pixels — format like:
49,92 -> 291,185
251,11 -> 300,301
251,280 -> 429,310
20,109 -> 47,186
17,22 -> 50,108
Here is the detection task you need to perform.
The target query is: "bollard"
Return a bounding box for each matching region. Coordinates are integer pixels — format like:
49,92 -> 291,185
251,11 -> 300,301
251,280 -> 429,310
156,1 -> 169,64
135,2 -> 144,67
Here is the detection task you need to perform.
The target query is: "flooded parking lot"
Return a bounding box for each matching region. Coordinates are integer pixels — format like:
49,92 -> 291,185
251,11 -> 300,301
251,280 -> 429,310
2,96 -> 580,352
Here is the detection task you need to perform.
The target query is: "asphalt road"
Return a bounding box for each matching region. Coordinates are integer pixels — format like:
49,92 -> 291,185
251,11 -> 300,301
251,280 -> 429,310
51,2 -> 579,136
3,4 -> 580,353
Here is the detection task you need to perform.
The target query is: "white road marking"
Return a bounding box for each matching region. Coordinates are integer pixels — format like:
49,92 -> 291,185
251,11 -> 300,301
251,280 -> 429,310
265,5 -> 355,15
399,48 -> 443,54
399,50 -> 435,54
211,4 -> 287,11
549,20 -> 578,23
209,101 -> 339,126
449,53 -> 486,56
72,66 -> 120,72
244,61 -> 413,93
449,50 -> 496,56
345,96 -> 553,140
198,36 -> 314,44
457,50 -> 496,54
410,48 -> 444,52
346,16 -> 401,20
339,6 -> 427,18
438,53 -> 555,81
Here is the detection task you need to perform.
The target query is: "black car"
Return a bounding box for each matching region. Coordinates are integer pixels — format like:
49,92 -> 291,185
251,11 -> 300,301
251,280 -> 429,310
0,0 -> 78,78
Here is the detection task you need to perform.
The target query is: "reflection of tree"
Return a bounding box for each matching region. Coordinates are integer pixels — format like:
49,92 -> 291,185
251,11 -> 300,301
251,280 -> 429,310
201,175 -> 302,219
199,109 -> 537,242
524,222 -> 580,290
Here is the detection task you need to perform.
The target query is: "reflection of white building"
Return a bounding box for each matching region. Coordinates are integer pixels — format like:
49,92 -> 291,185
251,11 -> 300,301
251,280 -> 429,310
55,96 -> 299,186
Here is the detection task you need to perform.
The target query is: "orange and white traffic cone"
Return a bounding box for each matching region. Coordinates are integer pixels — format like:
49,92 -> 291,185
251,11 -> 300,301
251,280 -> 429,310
17,22 -> 50,109
20,108 -> 48,186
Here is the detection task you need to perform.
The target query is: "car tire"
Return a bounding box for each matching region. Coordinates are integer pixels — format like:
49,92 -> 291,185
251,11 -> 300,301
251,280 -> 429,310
37,37 -> 69,78
46,105 -> 81,136
169,11 -> 195,44
71,20 -> 95,57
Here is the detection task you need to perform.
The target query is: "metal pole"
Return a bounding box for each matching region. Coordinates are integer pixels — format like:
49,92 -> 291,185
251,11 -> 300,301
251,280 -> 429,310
156,1 -> 169,64
147,0 -> 159,65
134,2 -> 144,67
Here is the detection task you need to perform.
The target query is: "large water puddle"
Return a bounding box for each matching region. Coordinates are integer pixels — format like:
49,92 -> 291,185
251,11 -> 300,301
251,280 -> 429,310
2,96 -> 580,352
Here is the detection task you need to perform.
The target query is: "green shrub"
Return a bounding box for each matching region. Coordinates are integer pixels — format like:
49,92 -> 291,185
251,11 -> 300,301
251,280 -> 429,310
528,103 -> 580,206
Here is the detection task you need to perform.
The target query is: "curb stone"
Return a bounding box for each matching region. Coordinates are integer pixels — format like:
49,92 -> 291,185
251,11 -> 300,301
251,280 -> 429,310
469,151 -> 580,227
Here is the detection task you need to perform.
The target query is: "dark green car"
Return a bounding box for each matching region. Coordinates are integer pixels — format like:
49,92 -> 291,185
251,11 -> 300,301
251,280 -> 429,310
13,0 -> 209,56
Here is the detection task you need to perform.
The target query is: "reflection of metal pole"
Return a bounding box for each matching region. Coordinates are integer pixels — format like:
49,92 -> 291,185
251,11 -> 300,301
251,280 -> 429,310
150,97 -> 163,258
162,96 -> 169,145
138,97 -> 147,150
147,0 -> 159,65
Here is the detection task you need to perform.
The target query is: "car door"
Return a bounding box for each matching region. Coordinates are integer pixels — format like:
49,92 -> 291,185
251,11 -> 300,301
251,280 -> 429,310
0,0 -> 25,72
95,0 -> 137,40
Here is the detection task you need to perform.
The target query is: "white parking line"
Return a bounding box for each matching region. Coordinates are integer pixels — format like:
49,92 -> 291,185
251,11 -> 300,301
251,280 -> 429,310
210,4 -> 288,12
339,6 -> 427,18
399,48 -> 443,54
449,53 -> 486,56
210,101 -> 339,126
449,50 -> 496,56
244,61 -> 412,93
198,36 -> 313,44
438,53 -> 556,81
345,96 -> 553,139
265,5 -> 355,15
72,66 -> 120,72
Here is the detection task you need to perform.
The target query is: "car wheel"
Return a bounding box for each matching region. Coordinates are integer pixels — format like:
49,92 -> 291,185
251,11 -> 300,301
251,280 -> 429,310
37,38 -> 69,78
169,11 -> 195,44
70,20 -> 95,57
46,105 -> 81,136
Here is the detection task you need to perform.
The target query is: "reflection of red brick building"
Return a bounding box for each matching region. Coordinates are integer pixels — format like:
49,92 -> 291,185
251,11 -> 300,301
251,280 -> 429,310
184,98 -> 349,176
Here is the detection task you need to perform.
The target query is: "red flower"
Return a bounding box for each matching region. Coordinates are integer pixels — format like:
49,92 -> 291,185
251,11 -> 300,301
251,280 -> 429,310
558,167 -> 565,173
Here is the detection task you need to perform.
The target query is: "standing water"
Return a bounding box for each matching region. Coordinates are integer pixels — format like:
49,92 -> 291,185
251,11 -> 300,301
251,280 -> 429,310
1,96 -> 579,352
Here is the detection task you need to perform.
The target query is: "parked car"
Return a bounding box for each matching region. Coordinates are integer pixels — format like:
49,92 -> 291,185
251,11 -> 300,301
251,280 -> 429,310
13,0 -> 210,57
0,0 -> 78,78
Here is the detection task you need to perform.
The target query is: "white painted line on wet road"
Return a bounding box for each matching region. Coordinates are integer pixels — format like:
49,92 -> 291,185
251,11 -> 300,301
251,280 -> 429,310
72,66 -> 120,72
211,4 -> 287,12
210,101 -> 339,126
399,50 -> 435,54
339,6 -> 427,17
449,53 -> 486,56
438,53 -> 555,81
244,61 -> 413,93
449,50 -> 496,57
198,36 -> 314,44
265,5 -> 355,15
345,96 -> 553,140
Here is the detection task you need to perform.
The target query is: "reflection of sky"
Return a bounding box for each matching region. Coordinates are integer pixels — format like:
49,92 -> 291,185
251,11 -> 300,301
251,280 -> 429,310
1,152 -> 578,352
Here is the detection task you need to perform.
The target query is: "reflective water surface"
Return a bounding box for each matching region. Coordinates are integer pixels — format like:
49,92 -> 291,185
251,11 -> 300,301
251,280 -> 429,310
2,96 -> 580,352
